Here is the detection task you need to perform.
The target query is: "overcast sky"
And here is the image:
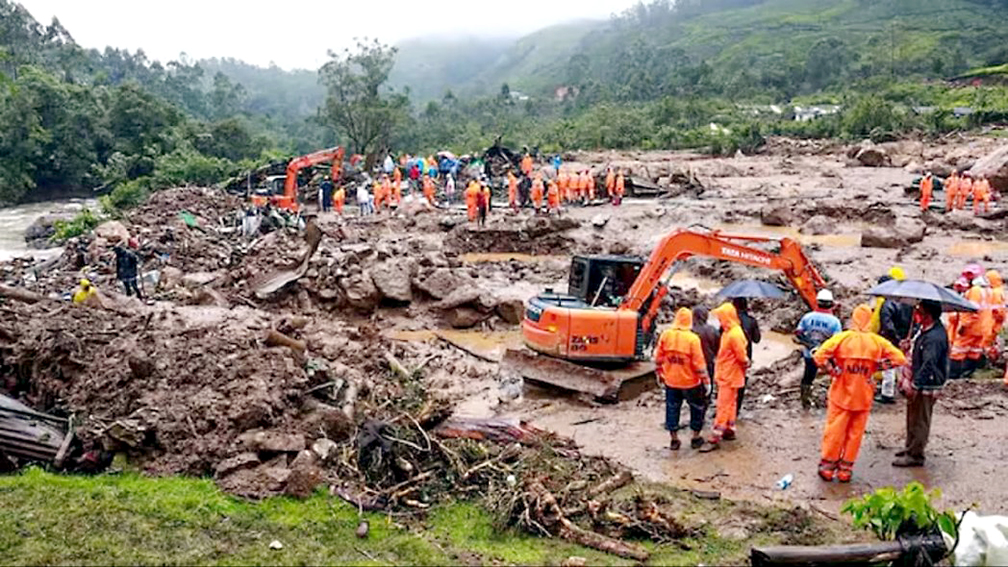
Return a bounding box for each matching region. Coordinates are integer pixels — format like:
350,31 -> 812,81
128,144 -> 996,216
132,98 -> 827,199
18,0 -> 639,70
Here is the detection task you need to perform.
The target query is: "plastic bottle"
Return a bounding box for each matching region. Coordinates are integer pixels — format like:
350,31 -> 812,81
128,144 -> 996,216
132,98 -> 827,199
777,473 -> 794,490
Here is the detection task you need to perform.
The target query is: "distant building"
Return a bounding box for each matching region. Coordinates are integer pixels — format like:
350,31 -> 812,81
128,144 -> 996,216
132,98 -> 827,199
793,105 -> 841,122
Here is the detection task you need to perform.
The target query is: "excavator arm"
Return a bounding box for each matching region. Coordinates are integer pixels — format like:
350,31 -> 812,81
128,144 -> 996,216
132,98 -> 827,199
621,229 -> 826,336
279,146 -> 345,209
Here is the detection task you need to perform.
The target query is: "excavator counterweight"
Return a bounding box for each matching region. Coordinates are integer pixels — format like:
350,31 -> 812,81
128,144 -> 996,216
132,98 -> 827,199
505,229 -> 826,400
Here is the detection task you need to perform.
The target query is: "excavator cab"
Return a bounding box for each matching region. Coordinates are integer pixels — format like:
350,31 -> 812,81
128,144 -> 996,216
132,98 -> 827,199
567,255 -> 644,308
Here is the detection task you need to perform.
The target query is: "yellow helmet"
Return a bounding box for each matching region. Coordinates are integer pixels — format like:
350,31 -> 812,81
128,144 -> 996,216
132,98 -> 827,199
888,267 -> 906,281
79,278 -> 91,287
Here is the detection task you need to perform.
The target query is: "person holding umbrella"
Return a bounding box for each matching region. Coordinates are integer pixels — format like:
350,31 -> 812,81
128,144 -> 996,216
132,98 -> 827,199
894,300 -> 949,467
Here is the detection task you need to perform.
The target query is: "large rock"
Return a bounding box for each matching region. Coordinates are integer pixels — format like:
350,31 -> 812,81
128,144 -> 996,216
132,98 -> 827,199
340,272 -> 380,311
495,299 -> 525,325
215,452 -> 261,478
855,146 -> 891,167
24,215 -> 64,243
800,215 -> 834,236
370,260 -> 413,303
238,430 -> 306,453
860,217 -> 926,249
969,145 -> 1008,192
760,205 -> 794,227
415,268 -> 458,300
95,220 -> 130,243
447,307 -> 486,329
435,285 -> 481,310
284,450 -> 323,498
181,271 -> 221,289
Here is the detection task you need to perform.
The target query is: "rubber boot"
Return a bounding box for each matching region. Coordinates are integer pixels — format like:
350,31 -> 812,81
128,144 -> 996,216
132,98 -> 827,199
836,461 -> 854,483
817,459 -> 837,482
800,384 -> 813,410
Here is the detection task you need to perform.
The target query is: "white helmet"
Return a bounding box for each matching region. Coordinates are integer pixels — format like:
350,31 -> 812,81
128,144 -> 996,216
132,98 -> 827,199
816,289 -> 835,305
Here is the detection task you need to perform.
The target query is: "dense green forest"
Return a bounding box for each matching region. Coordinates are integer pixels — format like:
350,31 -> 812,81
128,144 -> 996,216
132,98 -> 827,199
2,0 -> 1008,206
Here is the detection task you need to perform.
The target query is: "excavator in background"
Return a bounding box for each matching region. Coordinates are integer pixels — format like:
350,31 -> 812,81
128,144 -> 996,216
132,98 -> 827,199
503,229 -> 827,400
250,146 -> 345,211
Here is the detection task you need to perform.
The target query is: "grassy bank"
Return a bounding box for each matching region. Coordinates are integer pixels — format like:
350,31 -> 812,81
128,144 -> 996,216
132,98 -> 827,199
0,468 -> 855,565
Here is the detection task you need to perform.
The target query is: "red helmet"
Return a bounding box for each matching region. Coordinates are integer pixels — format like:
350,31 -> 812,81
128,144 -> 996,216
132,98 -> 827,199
128,237 -> 139,249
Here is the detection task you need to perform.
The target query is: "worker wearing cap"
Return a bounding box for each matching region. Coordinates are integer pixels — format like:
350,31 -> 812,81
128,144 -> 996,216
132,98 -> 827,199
919,172 -> 933,212
814,304 -> 906,482
655,307 -> 709,451
796,289 -> 843,409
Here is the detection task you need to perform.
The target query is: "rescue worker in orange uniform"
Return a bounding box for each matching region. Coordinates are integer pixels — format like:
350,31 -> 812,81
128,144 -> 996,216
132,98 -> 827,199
974,175 -> 992,215
605,167 -> 615,200
950,265 -> 988,378
422,174 -> 436,206
465,179 -> 480,222
546,179 -> 561,214
946,171 -> 959,212
919,172 -> 933,212
704,302 -> 748,450
558,169 -> 570,203
521,153 -> 533,177
655,307 -> 710,451
530,173 -> 545,212
814,304 -> 906,482
614,170 -> 625,205
507,171 -> 518,211
392,166 -> 402,194
586,169 -> 596,201
985,269 -> 1005,361
577,170 -> 589,203
958,174 -> 972,210
389,173 -> 401,206
373,178 -> 386,210
333,186 -> 345,215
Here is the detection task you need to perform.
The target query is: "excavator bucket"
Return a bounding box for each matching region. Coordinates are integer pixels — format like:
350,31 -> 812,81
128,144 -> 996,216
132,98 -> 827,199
501,348 -> 654,402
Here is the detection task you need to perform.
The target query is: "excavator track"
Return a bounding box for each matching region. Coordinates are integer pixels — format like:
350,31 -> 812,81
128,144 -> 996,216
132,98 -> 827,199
502,348 -> 655,402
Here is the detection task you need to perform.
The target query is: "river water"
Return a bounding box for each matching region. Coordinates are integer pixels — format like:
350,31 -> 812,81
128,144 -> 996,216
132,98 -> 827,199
0,199 -> 97,263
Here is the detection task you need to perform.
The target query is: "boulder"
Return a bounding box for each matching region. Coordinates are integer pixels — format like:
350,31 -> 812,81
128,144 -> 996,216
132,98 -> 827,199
590,214 -> 610,228
95,220 -> 130,243
760,205 -> 794,227
181,271 -> 221,289
311,438 -> 338,463
160,266 -> 184,289
855,146 -> 891,167
495,299 -> 525,325
447,307 -> 486,329
415,268 -> 459,300
800,215 -> 834,236
340,272 -> 380,311
370,260 -> 413,303
215,452 -> 261,478
24,215 -> 63,243
436,285 -> 481,310
238,430 -> 306,453
195,288 -> 229,307
300,400 -> 353,441
903,160 -> 923,175
860,217 -> 926,249
284,450 -> 323,498
969,145 -> 1008,192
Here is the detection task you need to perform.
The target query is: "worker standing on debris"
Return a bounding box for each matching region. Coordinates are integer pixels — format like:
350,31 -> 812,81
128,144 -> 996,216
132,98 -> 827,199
894,300 -> 948,468
558,169 -> 570,203
732,298 -> 761,414
357,182 -> 372,216
958,174 -> 972,210
692,305 -> 721,383
575,170 -> 588,203
422,174 -> 436,206
73,278 -> 96,304
919,172 -> 933,212
605,167 -> 615,200
796,290 -> 843,409
951,266 -> 988,378
586,169 -> 596,201
552,154 -> 562,175
703,302 -> 748,450
319,177 -> 334,213
614,170 -> 625,206
465,178 -> 480,222
374,177 -> 386,211
521,152 -> 533,177
946,171 -> 959,212
814,304 -> 906,482
974,175 -> 991,215
985,269 -> 1005,361
334,185 -> 345,215
530,173 -> 545,212
547,178 -> 561,215
445,173 -> 456,205
113,238 -> 142,299
508,171 -> 518,211
476,181 -> 489,227
655,307 -> 710,451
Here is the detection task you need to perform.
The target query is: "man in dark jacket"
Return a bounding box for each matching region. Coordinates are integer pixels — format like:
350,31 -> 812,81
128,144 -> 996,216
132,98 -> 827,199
732,298 -> 762,413
893,300 -> 948,468
692,305 -> 720,390
113,239 -> 142,299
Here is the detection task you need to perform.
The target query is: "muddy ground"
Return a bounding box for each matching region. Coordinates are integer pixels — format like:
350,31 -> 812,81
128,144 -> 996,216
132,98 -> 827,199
3,133 -> 1008,540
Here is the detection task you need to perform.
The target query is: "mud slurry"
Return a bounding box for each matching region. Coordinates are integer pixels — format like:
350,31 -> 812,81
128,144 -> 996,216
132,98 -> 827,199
3,134 -> 1008,557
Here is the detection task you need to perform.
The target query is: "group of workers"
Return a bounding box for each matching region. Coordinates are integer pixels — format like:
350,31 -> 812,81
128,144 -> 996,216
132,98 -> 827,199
72,235 -> 144,305
919,170 -> 996,215
509,166 -> 627,215
655,261 -> 1002,482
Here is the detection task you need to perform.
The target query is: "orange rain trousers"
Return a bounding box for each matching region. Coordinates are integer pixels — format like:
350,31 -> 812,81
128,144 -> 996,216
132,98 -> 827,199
821,403 -> 870,464
713,385 -> 739,435
919,177 -> 932,211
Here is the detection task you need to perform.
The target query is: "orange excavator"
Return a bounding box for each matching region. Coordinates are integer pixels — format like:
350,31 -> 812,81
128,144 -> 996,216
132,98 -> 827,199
504,229 -> 827,400
251,146 -> 345,211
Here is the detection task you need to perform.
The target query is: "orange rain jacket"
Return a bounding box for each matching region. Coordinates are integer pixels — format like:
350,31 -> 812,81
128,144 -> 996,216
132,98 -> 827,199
712,303 -> 748,388
615,173 -> 625,197
333,187 -> 345,214
988,270 -> 1005,332
654,308 -> 708,389
531,178 -> 544,207
507,172 -> 518,206
605,169 -> 615,195
521,154 -> 533,176
813,305 -> 906,411
547,180 -> 560,210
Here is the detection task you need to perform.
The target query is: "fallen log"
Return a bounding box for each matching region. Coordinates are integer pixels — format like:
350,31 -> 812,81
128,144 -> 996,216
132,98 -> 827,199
0,284 -> 48,304
264,329 -> 307,353
384,353 -> 411,380
588,470 -> 633,497
751,534 -> 945,567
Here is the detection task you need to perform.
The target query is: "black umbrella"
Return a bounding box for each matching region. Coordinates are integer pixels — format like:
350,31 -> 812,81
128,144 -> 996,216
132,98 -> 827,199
715,279 -> 787,301
866,279 -> 978,312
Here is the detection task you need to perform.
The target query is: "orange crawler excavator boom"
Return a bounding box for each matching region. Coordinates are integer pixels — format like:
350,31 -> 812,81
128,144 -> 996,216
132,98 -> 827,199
251,146 -> 345,211
507,229 -> 826,399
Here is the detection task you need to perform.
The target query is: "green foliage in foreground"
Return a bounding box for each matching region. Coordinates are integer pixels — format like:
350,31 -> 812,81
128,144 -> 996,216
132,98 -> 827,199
0,468 -> 842,566
842,482 -> 958,542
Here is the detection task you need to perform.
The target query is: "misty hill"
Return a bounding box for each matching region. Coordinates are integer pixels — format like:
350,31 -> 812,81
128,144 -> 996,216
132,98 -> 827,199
390,0 -> 1008,102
